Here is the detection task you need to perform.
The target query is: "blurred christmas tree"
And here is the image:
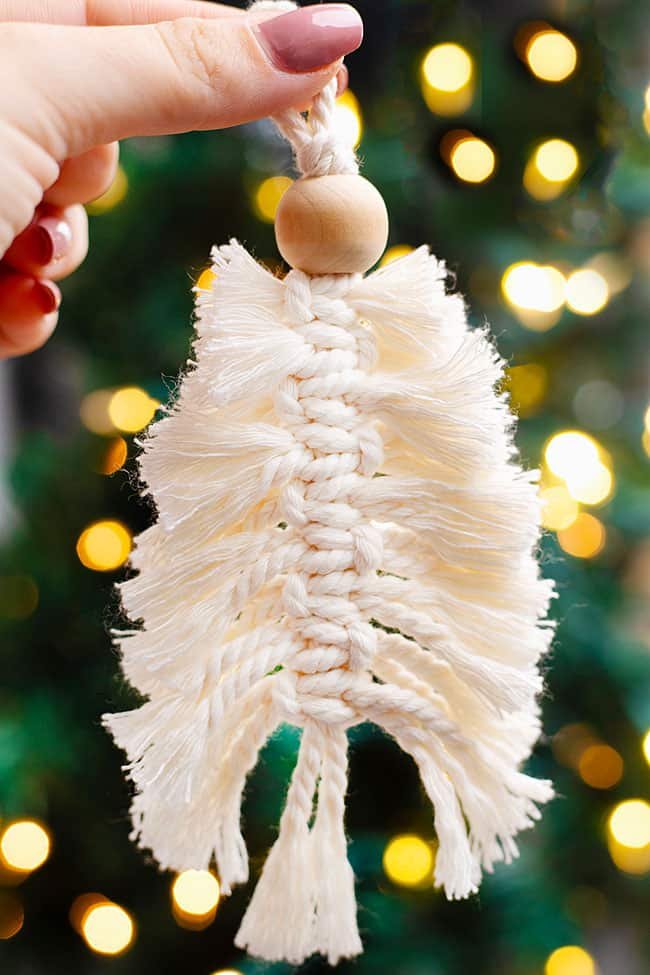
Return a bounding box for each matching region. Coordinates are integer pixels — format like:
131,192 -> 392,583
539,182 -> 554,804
1,1 -> 649,973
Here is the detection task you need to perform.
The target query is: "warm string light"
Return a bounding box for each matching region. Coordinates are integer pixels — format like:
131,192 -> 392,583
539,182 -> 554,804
383,834 -> 435,887
642,729 -> 650,766
545,945 -> 596,975
420,43 -> 474,115
76,520 -> 132,572
525,29 -> 578,83
86,166 -> 129,215
0,892 -> 24,940
171,870 -> 220,930
577,744 -> 623,790
524,138 -> 580,201
0,821 -> 51,875
100,437 -> 128,476
607,799 -> 650,875
380,244 -> 415,266
544,431 -> 614,507
333,88 -> 363,148
501,261 -> 565,330
80,386 -> 159,436
81,901 -> 135,955
195,267 -> 217,292
253,176 -> 293,223
506,362 -> 548,417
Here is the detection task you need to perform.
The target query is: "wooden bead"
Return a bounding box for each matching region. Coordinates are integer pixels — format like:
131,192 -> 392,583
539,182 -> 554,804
275,174 -> 389,275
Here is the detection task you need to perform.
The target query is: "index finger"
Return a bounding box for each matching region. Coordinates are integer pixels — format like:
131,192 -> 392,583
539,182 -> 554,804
0,0 -> 242,25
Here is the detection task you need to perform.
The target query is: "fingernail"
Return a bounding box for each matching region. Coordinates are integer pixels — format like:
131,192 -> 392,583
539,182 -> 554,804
33,216 -> 73,264
336,64 -> 349,96
255,4 -> 363,73
32,280 -> 61,314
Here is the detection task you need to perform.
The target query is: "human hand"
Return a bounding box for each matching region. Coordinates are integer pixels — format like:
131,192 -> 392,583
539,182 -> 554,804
0,0 -> 362,358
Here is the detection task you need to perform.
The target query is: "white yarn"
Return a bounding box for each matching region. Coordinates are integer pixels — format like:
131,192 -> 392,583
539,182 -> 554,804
104,40 -> 555,967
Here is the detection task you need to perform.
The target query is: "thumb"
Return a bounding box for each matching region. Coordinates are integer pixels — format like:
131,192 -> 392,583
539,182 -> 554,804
6,4 -> 363,157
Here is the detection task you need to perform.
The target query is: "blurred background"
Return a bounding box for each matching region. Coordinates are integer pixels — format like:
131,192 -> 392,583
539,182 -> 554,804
1,0 -> 649,972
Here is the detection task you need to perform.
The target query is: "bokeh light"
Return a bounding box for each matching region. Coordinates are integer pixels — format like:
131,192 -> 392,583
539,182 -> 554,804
108,386 -> 159,434
545,945 -> 595,975
421,42 -> 473,91
642,729 -> 650,766
380,244 -> 415,266
502,262 -> 566,313
195,267 -> 216,291
557,513 -> 606,559
526,30 -> 578,83
172,870 -> 220,924
0,892 -> 24,940
333,89 -> 363,148
552,724 -> 599,769
540,485 -> 579,532
506,362 -> 548,417
578,744 -> 624,789
86,165 -> 128,215
565,269 -> 609,315
383,834 -> 434,887
0,574 -> 39,621
76,520 -> 132,572
80,389 -> 116,436
545,431 -> 599,479
608,799 -> 650,848
0,821 -> 50,873
573,380 -> 624,431
81,902 -> 135,956
253,176 -> 293,223
100,437 -> 128,476
534,139 -> 579,182
420,43 -> 474,115
449,137 -> 496,184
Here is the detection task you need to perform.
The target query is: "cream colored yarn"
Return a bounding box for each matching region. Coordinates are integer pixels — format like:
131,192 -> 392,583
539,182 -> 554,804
104,44 -> 555,969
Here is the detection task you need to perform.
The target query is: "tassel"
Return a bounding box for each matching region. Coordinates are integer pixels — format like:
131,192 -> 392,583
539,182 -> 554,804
104,10 -> 555,964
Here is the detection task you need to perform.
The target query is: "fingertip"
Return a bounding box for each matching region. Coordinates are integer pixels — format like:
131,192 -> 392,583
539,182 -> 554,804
0,272 -> 61,358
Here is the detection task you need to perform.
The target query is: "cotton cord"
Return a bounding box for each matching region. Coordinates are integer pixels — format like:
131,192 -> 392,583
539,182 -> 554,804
104,12 -> 555,964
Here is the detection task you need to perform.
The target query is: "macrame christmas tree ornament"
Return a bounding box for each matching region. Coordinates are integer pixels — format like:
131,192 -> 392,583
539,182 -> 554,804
104,40 -> 555,967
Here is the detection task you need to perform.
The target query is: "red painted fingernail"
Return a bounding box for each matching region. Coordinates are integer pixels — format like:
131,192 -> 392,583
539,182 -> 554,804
336,64 -> 349,97
34,216 -> 73,264
256,4 -> 363,73
32,280 -> 61,314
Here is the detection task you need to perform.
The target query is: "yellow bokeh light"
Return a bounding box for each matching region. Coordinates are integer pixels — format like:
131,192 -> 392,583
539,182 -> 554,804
540,485 -> 579,532
195,267 -> 216,292
421,43 -> 473,92
76,520 -> 132,572
545,945 -> 595,975
526,30 -> 578,83
334,89 -> 363,148
564,461 -> 613,506
209,971 -> 243,975
557,513 -> 606,559
642,729 -> 650,765
565,269 -> 609,315
108,386 -> 159,434
383,834 -> 434,887
86,166 -> 128,215
172,870 -> 220,917
552,723 -> 598,769
450,137 -> 496,184
380,244 -> 415,267
0,892 -> 24,940
0,821 -> 50,873
608,799 -> 650,849
608,836 -> 650,874
502,262 -> 566,314
506,362 -> 548,417
80,389 -> 115,436
101,437 -> 128,476
534,139 -> 579,182
254,176 -> 293,223
544,431 -> 599,479
523,158 -> 569,201
578,744 -> 623,789
81,902 -> 135,956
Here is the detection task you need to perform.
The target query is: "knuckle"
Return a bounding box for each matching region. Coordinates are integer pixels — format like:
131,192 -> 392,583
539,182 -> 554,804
154,18 -> 223,97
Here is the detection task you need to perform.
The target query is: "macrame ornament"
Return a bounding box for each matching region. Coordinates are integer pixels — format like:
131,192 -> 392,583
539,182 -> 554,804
105,19 -> 555,966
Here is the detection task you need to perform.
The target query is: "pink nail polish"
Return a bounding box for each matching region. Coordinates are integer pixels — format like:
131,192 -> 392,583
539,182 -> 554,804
32,280 -> 61,314
34,216 -> 73,264
256,3 -> 363,74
